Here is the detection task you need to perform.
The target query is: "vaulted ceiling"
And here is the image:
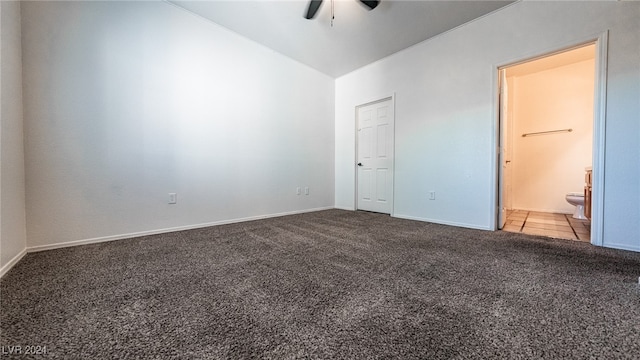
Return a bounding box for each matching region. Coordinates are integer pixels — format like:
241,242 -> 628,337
169,1 -> 515,77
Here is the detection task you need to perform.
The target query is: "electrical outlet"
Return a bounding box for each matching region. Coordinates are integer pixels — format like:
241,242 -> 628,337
429,191 -> 436,200
296,187 -> 301,195
305,187 -> 309,195
168,193 -> 177,204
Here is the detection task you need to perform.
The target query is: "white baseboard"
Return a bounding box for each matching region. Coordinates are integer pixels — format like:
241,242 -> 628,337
26,206 -> 335,253
0,247 -> 27,278
334,206 -> 355,211
9,206 -> 636,276
600,242 -> 640,253
392,214 -> 492,231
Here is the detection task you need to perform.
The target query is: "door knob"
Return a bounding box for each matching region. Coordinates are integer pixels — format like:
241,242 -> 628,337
357,162 -> 363,166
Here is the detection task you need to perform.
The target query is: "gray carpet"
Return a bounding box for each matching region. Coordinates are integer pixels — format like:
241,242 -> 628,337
1,209 -> 639,359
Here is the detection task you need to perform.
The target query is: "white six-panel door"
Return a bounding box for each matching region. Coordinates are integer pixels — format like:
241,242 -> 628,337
357,98 -> 394,214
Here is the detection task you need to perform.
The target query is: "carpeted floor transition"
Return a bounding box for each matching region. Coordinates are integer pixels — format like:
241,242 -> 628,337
1,209 -> 639,359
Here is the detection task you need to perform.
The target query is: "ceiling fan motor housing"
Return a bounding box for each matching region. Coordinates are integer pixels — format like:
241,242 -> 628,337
305,0 -> 380,20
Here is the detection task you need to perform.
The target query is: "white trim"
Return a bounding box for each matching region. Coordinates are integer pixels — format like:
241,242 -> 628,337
495,34 -> 602,72
590,31 -> 608,247
334,206 -> 355,211
490,63 -> 500,230
26,207 -> 334,253
390,94 -> 396,217
492,32 -> 608,249
599,242 -> 640,253
0,248 -> 27,278
393,214 -> 492,231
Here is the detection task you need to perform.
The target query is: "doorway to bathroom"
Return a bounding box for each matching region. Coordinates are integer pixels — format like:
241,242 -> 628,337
498,42 -> 599,243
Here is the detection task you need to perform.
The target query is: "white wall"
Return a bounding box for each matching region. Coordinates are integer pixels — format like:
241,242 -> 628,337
21,1 -> 335,249
1,0 -> 28,275
335,1 -> 640,251
510,60 -> 594,213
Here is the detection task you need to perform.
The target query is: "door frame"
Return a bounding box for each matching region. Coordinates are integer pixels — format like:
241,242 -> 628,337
497,68 -> 512,229
354,95 -> 396,215
493,31 -> 608,246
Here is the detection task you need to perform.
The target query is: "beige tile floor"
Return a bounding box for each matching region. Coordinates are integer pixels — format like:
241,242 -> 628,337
502,210 -> 591,242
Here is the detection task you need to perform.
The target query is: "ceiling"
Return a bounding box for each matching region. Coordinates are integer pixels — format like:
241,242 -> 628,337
169,0 -> 515,78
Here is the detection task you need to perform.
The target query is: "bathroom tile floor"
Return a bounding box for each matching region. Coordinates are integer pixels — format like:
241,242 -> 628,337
503,210 -> 591,242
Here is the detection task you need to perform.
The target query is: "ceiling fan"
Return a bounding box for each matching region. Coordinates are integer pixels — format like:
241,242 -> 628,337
304,0 -> 380,20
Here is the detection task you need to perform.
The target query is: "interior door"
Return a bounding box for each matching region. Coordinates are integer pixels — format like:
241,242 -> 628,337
357,98 -> 394,214
498,69 -> 511,229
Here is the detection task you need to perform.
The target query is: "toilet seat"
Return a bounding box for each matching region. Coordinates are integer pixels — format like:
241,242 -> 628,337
567,192 -> 584,197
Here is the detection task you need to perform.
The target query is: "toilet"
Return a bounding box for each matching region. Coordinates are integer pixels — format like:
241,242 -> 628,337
565,192 -> 587,220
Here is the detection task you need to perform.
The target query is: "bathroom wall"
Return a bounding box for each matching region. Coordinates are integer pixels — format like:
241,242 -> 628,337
509,59 -> 595,213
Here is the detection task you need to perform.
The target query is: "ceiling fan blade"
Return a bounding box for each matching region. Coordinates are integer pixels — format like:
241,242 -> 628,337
304,0 -> 323,19
359,0 -> 380,10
